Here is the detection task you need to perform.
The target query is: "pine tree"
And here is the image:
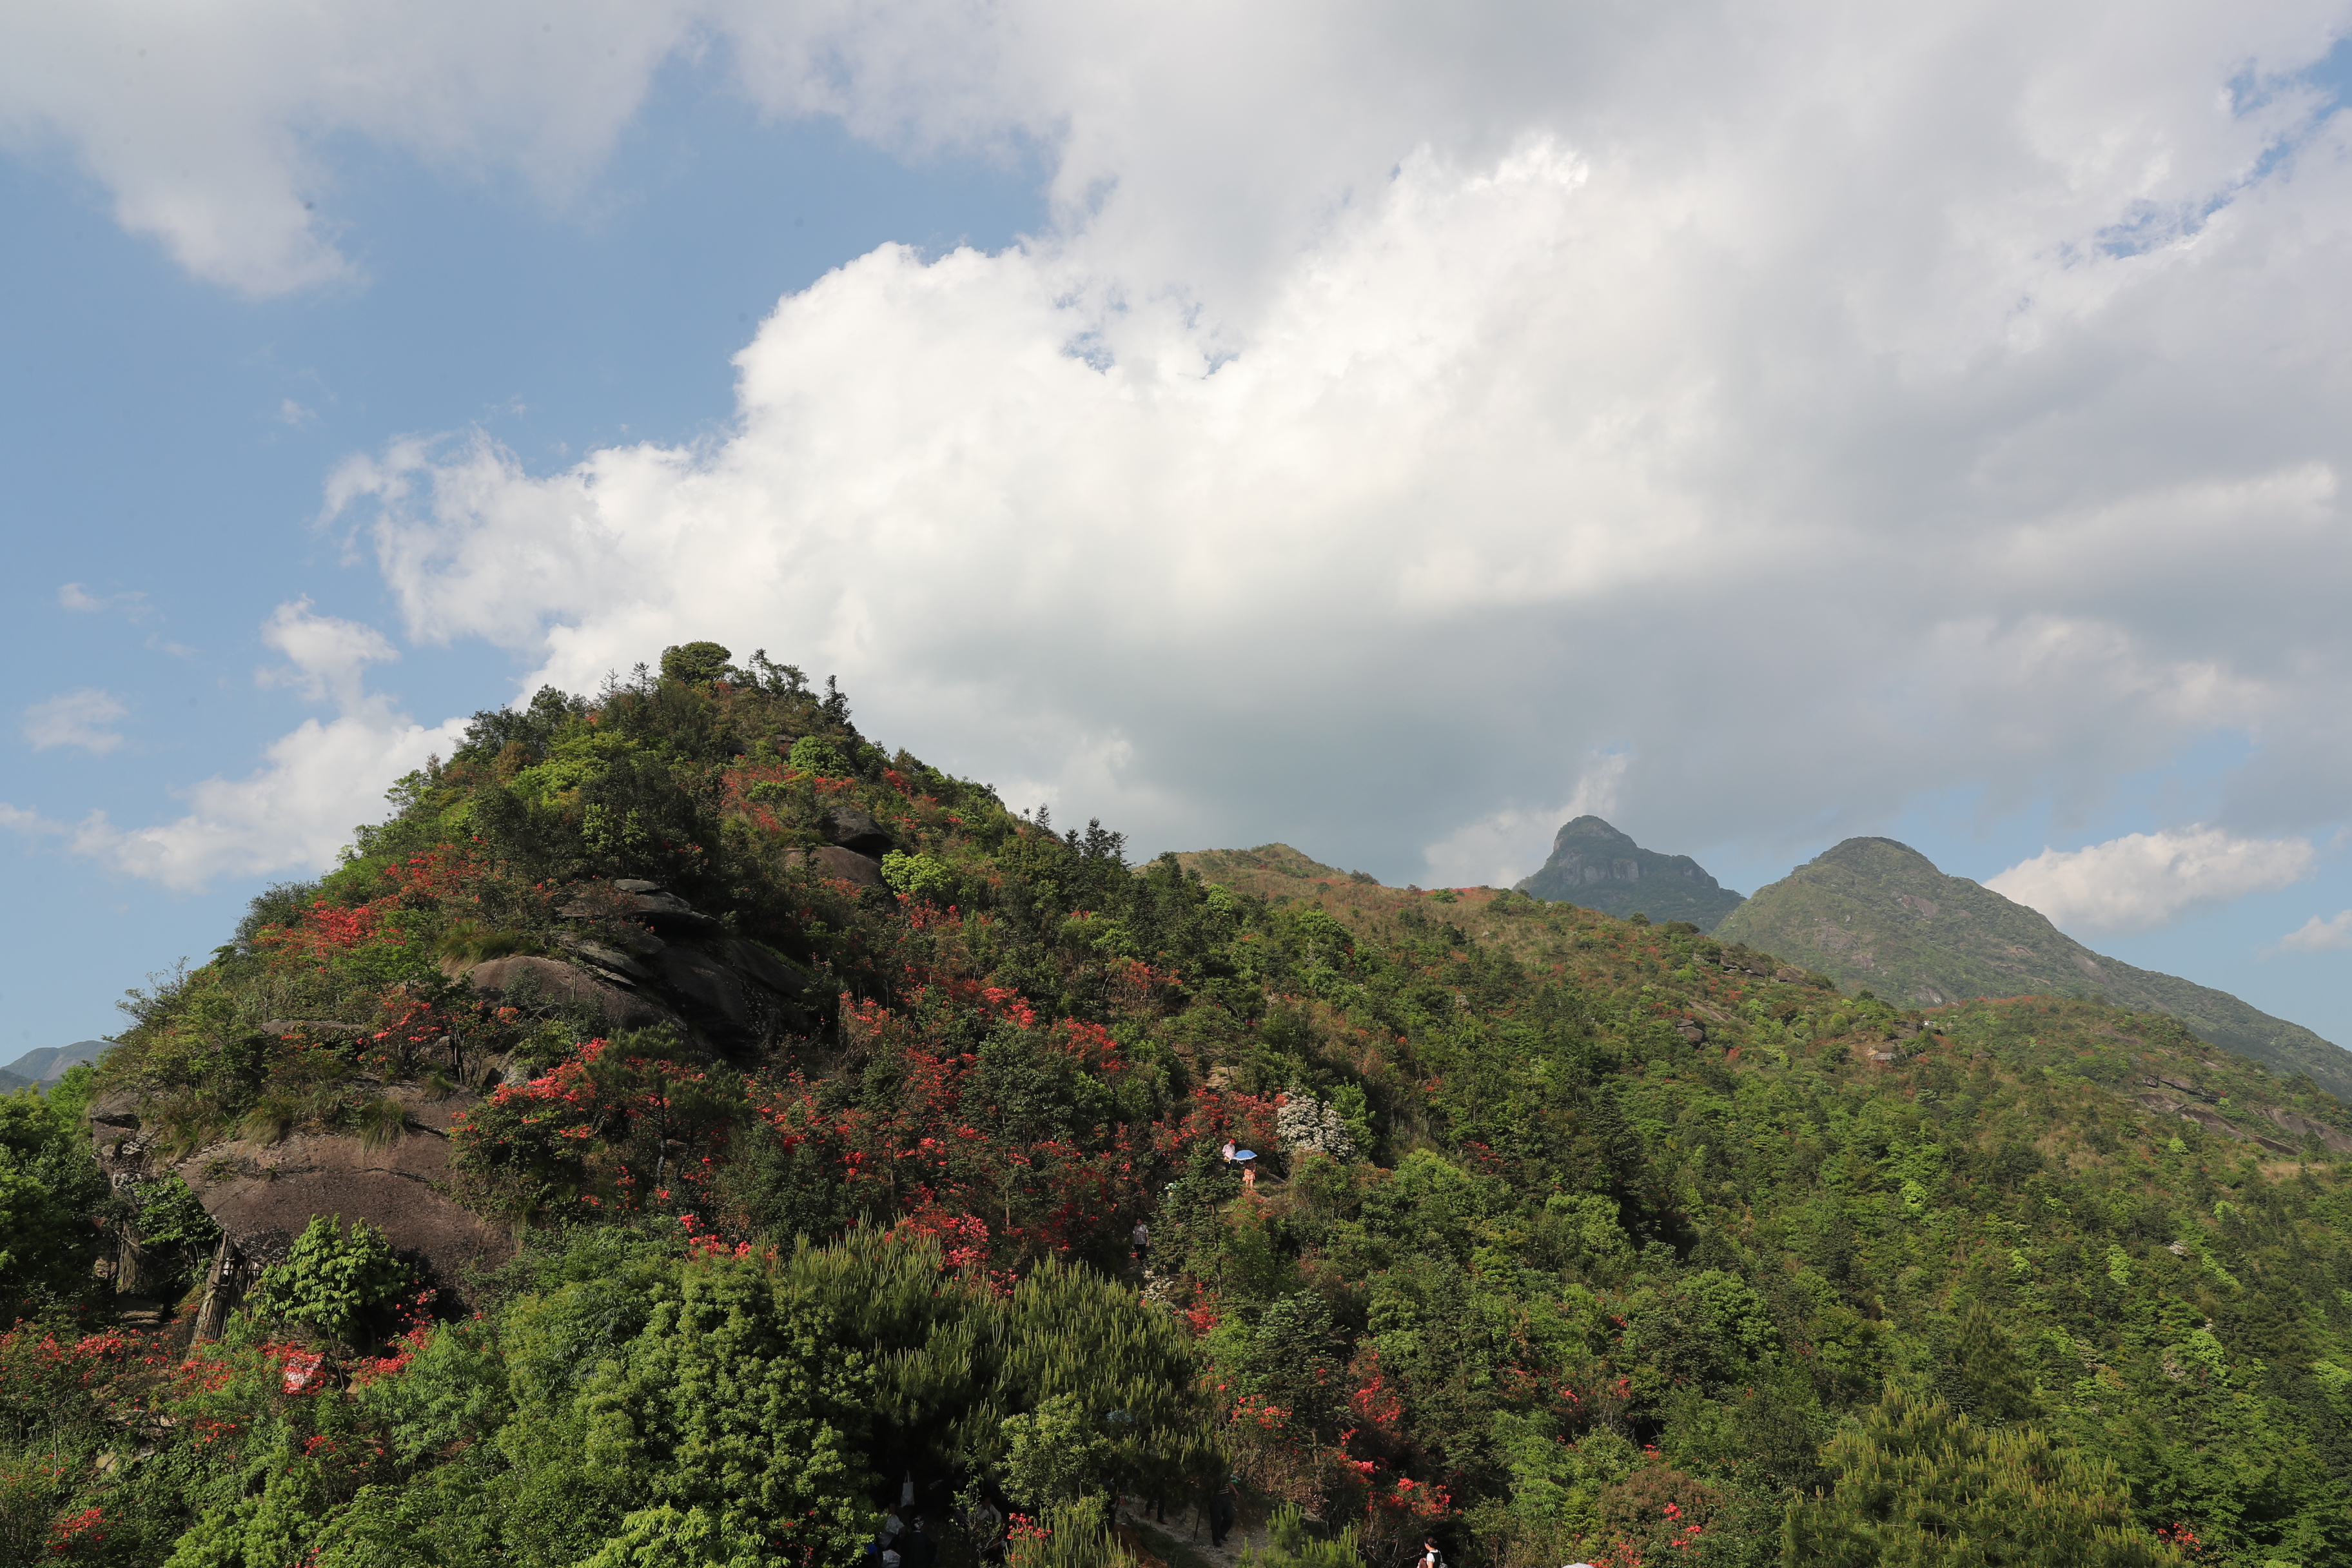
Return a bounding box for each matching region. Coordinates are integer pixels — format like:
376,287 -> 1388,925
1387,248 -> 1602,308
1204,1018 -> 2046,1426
1783,1386 -> 2184,1567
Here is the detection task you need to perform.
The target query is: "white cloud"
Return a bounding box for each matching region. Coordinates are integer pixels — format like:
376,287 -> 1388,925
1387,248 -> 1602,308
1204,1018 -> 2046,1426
256,598 -> 400,709
0,0 -> 697,293
61,705 -> 470,891
20,2 -> 2352,885
1987,827 -> 2317,934
2281,910 -> 2352,952
23,689 -> 129,754
3,603 -> 462,891
1421,753 -> 1631,889
59,582 -> 149,618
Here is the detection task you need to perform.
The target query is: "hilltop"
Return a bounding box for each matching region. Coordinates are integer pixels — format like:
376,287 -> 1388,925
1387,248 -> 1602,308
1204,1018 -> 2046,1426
1512,815 -> 1747,930
6,649 -> 2351,1568
1714,836 -> 2352,1102
0,1039 -> 107,1092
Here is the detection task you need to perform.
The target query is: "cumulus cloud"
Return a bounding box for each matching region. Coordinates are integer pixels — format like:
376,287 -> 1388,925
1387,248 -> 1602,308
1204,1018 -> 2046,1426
62,706 -> 471,891
1987,827 -> 2317,934
256,598 -> 400,709
20,2 -> 2352,879
0,0 -> 696,293
2281,910 -> 2352,952
1421,753 -> 1632,889
2,603 -> 463,890
23,689 -> 130,754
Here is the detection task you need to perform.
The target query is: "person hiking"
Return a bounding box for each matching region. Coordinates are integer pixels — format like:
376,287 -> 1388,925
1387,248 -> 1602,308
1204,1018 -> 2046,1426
1131,1219 -> 1150,1264
971,1497 -> 1007,1565
1208,1475 -> 1240,1548
898,1515 -> 937,1568
1415,1535 -> 1446,1568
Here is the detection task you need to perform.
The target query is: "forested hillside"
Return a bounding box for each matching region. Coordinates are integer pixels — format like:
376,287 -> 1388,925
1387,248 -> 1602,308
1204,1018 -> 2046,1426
6,649 -> 2352,1567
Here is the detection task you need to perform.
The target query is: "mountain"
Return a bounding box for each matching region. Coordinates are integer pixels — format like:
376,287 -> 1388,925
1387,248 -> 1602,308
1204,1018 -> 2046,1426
1,1040 -> 108,1084
1714,836 -> 2352,1101
16,646 -> 2352,1565
1513,814 -> 1747,930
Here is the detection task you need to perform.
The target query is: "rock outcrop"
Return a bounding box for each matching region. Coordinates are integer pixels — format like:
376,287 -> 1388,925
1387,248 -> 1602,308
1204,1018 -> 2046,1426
89,1084 -> 517,1328
88,876 -> 830,1331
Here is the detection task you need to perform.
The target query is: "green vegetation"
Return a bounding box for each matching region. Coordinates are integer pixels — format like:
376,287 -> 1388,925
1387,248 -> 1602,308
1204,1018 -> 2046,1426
1514,815 -> 1748,931
247,1218 -> 412,1345
3,647 -> 2351,1566
1716,836 -> 2352,1101
0,1075 -> 108,1309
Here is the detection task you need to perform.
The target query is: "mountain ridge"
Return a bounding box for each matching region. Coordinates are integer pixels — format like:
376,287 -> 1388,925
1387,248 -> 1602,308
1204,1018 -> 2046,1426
1715,835 -> 2352,1101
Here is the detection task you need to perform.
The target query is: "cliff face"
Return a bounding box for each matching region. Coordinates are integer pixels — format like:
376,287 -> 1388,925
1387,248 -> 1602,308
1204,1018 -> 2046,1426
1515,815 -> 1747,931
1716,836 -> 2352,1101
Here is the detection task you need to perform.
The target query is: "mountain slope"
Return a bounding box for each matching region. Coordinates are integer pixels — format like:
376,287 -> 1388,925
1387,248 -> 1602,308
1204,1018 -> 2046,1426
15,650 -> 2352,1567
3,1040 -> 108,1083
1513,814 -> 1747,930
1715,836 -> 2352,1102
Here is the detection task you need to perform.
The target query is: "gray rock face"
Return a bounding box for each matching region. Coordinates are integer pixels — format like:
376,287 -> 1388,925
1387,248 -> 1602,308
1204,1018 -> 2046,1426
172,1120 -> 515,1281
556,881 -> 720,932
823,805 -> 892,854
651,946 -> 754,1036
2264,1106 -> 2352,1153
788,845 -> 885,888
713,937 -> 814,1001
554,934 -> 656,985
89,1088 -> 518,1319
467,956 -> 678,1032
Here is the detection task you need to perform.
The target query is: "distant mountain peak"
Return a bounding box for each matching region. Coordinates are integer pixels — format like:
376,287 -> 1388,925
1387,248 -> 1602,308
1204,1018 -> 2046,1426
1517,816 -> 1746,932
1815,836 -> 1944,874
1717,837 -> 2352,1101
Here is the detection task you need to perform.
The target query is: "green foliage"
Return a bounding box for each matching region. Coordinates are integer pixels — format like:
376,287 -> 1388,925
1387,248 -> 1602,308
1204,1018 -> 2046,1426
658,642 -> 734,687
249,1216 -> 410,1342
1783,1386 -> 2184,1567
1006,1498 -> 1139,1568
1244,1503 -> 1362,1568
576,1251 -> 880,1562
1717,836 -> 2352,1099
0,1087 -> 108,1309
134,1172 -> 224,1279
788,734 -> 852,776
999,1393 -> 1113,1510
882,849 -> 956,899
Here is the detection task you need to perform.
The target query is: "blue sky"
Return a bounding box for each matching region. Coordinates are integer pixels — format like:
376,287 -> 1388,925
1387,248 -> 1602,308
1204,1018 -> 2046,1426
5,2 -> 2351,1064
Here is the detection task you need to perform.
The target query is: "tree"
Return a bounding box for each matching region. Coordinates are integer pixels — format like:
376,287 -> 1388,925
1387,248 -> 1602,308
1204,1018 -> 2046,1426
0,1088 -> 109,1311
1244,1503 -> 1362,1568
249,1216 -> 411,1344
658,642 -> 734,687
1783,1387 -> 2185,1567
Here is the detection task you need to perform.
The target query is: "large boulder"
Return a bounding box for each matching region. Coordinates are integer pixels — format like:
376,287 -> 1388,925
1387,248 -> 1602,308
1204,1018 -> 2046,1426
172,1112 -> 515,1283
556,880 -> 721,934
711,937 -> 814,1002
2264,1106 -> 2352,1154
467,956 -> 678,1033
650,946 -> 754,1037
89,1087 -> 518,1317
787,845 -> 885,889
823,805 -> 892,855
